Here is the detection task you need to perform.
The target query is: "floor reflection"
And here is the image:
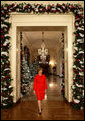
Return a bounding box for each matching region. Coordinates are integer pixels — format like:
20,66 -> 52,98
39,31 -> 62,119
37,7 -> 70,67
21,75 -> 64,101
2,77 -> 84,120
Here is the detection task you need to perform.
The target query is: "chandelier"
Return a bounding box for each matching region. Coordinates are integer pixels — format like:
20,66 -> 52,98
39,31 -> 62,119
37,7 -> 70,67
38,32 -> 48,62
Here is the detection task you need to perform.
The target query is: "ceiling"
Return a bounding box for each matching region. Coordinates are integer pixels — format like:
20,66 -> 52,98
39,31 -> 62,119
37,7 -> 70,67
21,27 -> 64,62
22,31 -> 63,50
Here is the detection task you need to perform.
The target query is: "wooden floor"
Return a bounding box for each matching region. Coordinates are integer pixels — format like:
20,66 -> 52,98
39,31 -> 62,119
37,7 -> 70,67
1,75 -> 84,120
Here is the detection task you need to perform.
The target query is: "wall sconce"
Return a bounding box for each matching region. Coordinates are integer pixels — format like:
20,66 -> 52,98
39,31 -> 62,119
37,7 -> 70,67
49,83 -> 54,87
49,60 -> 54,66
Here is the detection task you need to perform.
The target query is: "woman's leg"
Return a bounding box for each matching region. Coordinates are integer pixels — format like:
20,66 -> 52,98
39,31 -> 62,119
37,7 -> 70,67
38,100 -> 41,112
41,100 -> 43,110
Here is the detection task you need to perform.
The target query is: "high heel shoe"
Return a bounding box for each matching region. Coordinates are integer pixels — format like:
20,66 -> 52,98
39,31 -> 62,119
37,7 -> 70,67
38,109 -> 42,115
39,111 -> 42,115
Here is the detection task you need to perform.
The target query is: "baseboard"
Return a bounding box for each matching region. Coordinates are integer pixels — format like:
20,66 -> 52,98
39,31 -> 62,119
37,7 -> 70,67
12,98 -> 21,108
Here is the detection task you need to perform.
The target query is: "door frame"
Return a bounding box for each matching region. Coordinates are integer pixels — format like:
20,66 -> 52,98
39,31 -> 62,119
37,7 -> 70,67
9,13 -> 75,103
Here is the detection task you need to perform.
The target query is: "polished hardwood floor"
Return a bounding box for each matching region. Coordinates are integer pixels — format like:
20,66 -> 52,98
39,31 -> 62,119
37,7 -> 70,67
1,75 -> 84,120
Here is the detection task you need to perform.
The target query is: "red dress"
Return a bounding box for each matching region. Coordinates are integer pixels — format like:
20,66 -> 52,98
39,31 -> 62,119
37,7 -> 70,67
33,74 -> 47,100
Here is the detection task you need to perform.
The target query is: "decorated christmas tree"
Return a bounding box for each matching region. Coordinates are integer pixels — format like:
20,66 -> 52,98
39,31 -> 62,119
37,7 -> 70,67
21,57 -> 32,95
29,59 -> 39,78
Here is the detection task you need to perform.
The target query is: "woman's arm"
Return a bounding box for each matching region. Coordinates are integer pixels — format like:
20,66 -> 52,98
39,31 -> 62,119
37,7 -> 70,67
44,76 -> 47,90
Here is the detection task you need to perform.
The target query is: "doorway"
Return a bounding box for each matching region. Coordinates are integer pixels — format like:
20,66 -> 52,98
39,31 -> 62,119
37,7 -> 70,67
9,14 -> 74,103
19,29 -> 65,101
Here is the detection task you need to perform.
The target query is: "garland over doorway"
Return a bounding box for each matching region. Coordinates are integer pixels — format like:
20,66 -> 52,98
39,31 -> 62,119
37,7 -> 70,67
1,3 -> 84,109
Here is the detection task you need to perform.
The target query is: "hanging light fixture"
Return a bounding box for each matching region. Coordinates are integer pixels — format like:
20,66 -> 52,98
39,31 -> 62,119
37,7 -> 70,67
38,32 -> 48,63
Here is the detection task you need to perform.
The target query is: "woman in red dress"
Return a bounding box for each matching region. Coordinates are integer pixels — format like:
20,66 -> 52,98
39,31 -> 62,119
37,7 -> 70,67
33,67 -> 47,115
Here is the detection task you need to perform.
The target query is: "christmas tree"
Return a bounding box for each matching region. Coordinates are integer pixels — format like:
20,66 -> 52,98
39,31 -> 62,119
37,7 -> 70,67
29,59 -> 39,78
21,57 -> 32,95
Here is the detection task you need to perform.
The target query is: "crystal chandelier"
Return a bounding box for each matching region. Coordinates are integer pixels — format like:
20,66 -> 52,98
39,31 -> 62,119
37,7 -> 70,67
38,32 -> 48,62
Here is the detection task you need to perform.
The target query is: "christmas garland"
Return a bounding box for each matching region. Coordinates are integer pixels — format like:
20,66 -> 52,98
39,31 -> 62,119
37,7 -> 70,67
1,3 -> 84,109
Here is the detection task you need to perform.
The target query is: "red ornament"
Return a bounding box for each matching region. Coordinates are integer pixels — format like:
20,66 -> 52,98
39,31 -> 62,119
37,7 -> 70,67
1,44 -> 3,47
42,9 -> 45,12
82,69 -> 84,72
1,7 -> 3,10
3,13 -> 6,15
12,3 -> 15,6
71,6 -> 74,9
52,4 -> 54,6
1,92 -> 4,95
58,4 -> 61,6
77,59 -> 79,62
9,5 -> 11,8
76,34 -> 78,36
25,5 -> 28,9
5,75 -> 8,78
1,35 -> 4,38
77,73 -> 79,75
1,31 -> 3,33
79,14 -> 81,17
75,16 -> 78,19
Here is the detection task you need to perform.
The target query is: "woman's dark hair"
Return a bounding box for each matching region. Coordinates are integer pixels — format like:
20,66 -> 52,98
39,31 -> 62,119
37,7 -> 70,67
37,67 -> 43,73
